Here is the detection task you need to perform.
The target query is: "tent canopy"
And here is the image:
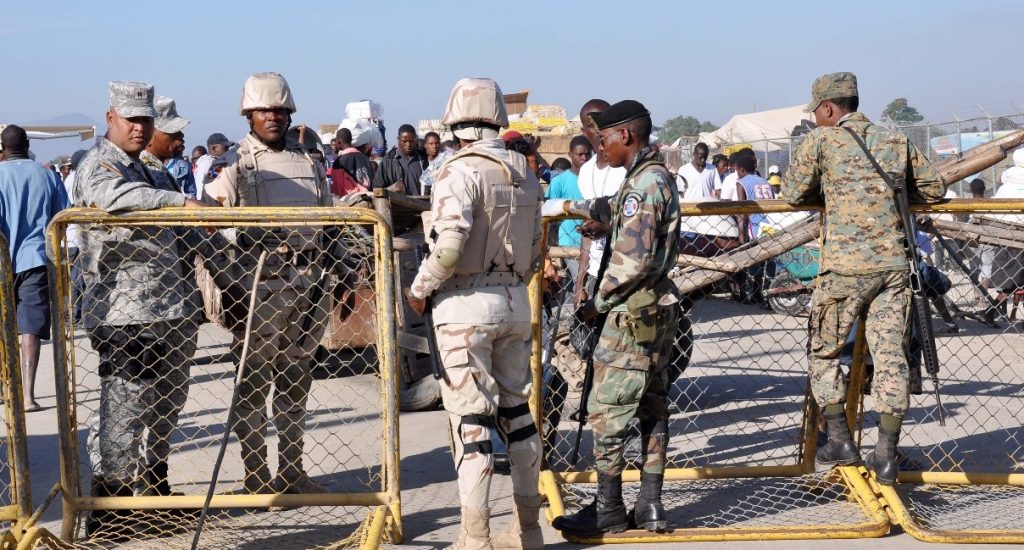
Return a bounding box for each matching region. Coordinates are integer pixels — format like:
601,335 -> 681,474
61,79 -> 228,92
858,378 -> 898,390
0,124 -> 95,142
698,105 -> 813,152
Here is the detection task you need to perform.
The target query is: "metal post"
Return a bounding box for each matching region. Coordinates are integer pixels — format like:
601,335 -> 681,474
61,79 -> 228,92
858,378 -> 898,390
988,114 -> 996,191
955,118 -> 964,197
925,124 -> 932,162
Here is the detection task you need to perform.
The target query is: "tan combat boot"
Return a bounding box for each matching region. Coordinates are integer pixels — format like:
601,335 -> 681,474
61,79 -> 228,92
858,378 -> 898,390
446,507 -> 492,550
491,494 -> 544,549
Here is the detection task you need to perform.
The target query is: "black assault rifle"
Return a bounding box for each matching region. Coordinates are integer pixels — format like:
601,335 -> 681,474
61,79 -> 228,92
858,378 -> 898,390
844,128 -> 946,425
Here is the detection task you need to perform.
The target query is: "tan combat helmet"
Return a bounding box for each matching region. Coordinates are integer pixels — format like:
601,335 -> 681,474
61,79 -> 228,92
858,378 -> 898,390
240,72 -> 297,115
441,78 -> 508,140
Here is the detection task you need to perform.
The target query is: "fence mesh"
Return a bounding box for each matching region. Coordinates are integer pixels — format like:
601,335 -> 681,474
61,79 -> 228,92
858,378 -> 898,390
537,209 -> 888,542
538,199 -> 1024,542
33,208 -> 399,549
866,204 -> 1024,542
0,231 -> 33,547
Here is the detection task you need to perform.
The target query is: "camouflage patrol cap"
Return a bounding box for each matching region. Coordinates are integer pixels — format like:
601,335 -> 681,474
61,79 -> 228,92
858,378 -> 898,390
804,72 -> 859,113
153,96 -> 189,134
109,81 -> 157,118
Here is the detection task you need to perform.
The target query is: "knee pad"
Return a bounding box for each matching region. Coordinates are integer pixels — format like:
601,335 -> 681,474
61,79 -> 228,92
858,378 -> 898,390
497,403 -> 538,445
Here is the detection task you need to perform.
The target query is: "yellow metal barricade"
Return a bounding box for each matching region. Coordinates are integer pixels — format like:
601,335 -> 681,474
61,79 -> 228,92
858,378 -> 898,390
535,200 -> 890,543
0,233 -> 35,548
851,199 -> 1024,543
28,207 -> 401,549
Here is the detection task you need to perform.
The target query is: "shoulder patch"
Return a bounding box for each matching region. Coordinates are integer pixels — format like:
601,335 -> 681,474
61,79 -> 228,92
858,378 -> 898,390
622,193 -> 642,217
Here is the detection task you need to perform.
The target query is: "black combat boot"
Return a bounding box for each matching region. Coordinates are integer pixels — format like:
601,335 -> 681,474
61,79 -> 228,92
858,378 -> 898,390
85,478 -> 149,542
867,426 -> 900,485
629,418 -> 669,532
147,461 -> 178,496
630,472 -> 668,532
816,410 -> 861,466
552,473 -> 628,536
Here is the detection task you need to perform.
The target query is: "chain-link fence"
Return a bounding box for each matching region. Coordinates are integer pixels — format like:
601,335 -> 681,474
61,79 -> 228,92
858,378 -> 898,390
681,111 -> 1024,195
535,207 -> 889,543
535,198 -> 1024,543
0,233 -> 34,548
863,201 -> 1024,543
30,207 -> 400,549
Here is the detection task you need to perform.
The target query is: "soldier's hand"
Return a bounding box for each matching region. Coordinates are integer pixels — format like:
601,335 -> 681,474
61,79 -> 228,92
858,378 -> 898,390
404,288 -> 427,316
184,198 -> 211,208
579,220 -> 609,239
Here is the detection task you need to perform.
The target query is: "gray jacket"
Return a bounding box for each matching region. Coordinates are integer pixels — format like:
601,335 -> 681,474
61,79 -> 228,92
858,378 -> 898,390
73,137 -> 195,327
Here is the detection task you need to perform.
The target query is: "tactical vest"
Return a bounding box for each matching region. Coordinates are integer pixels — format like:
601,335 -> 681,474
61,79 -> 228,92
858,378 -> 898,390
235,137 -> 326,254
434,148 -> 541,293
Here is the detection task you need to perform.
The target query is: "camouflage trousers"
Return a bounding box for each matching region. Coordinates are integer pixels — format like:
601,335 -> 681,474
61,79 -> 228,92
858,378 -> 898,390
436,321 -> 541,510
86,319 -> 198,491
589,308 -> 678,476
231,280 -> 327,475
809,270 -> 912,415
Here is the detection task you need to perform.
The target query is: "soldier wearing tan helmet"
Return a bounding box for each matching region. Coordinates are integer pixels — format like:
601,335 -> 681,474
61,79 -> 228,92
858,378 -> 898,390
205,72 -> 333,495
406,78 -> 544,550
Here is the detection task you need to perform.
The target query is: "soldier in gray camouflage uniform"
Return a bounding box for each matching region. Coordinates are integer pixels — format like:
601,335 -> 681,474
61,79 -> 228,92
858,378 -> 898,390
547,100 -> 681,536
781,72 -> 946,485
74,81 -> 209,536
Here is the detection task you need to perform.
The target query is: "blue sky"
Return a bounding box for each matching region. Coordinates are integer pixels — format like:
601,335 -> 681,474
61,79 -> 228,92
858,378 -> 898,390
2,0 -> 1022,163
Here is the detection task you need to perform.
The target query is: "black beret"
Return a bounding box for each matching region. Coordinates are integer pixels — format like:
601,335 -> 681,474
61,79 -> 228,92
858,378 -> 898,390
590,100 -> 650,130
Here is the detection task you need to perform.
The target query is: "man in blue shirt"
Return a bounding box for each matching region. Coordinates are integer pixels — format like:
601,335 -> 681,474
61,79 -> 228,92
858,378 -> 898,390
733,153 -> 775,242
0,125 -> 69,412
546,135 -> 592,281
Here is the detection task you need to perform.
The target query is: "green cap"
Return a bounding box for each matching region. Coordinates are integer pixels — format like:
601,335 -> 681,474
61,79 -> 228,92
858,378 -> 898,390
804,72 -> 858,113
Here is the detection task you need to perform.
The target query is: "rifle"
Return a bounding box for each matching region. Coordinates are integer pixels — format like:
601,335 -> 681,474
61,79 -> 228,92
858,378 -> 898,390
844,128 -> 946,426
570,306 -> 607,465
414,245 -> 445,380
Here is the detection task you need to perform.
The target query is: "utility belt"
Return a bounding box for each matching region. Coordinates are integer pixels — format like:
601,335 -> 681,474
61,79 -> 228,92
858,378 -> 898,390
622,281 -> 679,345
437,270 -> 524,294
238,249 -> 322,286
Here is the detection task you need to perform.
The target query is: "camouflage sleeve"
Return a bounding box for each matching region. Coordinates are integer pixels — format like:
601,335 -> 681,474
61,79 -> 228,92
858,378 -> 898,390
203,162 -> 241,206
76,159 -> 184,213
906,141 -> 947,202
566,197 -> 612,223
409,164 -> 477,299
781,133 -> 823,206
594,173 -> 666,313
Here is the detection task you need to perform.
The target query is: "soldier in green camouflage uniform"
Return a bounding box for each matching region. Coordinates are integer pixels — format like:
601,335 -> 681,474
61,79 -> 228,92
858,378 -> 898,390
781,72 -> 946,485
74,81 -> 209,537
548,100 -> 681,535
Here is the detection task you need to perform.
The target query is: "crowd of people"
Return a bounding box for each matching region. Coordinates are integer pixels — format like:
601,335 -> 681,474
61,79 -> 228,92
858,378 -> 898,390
0,68 -> 1021,549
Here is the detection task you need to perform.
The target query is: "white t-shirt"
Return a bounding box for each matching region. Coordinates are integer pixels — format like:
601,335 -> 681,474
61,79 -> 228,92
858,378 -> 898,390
62,170 -> 78,247
578,156 -> 626,277
676,162 -> 716,200
719,172 -> 738,201
989,170 -> 1024,225
193,154 -> 214,200
679,168 -> 738,238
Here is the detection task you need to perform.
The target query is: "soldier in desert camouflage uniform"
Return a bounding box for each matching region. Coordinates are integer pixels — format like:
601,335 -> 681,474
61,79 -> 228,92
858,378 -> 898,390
204,72 -> 333,496
547,100 -> 681,536
781,72 -> 946,485
406,78 -> 544,550
74,81 -> 208,537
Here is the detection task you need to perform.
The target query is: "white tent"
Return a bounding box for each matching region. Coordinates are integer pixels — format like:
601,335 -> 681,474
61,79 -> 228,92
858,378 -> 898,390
698,105 -> 812,152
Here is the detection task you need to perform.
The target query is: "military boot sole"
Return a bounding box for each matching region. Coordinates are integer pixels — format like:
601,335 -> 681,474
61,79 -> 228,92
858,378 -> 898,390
815,440 -> 862,466
867,456 -> 898,486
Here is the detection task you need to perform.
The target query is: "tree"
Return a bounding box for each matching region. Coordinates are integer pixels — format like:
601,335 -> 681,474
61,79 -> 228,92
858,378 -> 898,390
882,98 -> 925,124
657,115 -> 719,145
